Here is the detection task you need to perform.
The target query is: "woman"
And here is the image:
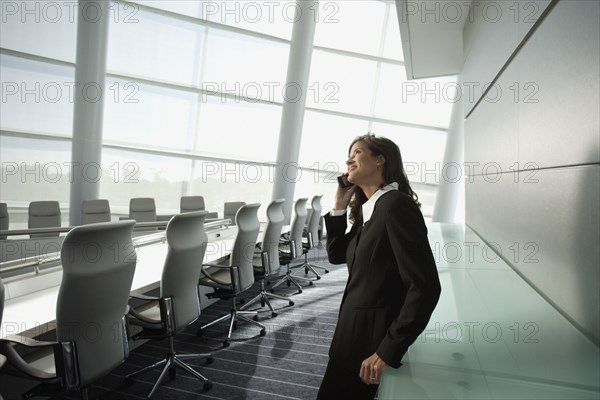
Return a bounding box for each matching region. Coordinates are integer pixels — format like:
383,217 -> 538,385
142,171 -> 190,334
317,134 -> 441,399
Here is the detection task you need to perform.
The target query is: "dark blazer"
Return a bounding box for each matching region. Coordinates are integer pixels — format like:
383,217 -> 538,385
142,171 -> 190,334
325,190 -> 441,372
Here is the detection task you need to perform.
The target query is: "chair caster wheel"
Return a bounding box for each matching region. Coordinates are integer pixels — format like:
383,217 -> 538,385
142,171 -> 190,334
206,356 -> 214,364
204,381 -> 213,391
325,270 -> 329,273
316,276 -> 321,280
260,328 -> 266,336
271,312 -> 277,318
223,340 -> 230,348
169,367 -> 176,380
270,289 -> 275,293
260,299 -> 265,307
305,268 -> 309,275
253,314 -> 259,321
232,321 -> 238,330
286,281 -> 291,287
298,289 -> 303,294
124,376 -> 134,386
289,301 -> 294,306
309,281 -> 314,286
239,299 -> 246,305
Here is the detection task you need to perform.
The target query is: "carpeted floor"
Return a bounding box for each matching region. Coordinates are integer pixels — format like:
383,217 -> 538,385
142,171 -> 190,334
69,248 -> 346,400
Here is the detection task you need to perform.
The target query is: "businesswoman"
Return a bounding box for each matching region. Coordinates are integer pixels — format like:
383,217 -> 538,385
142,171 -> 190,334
317,134 -> 441,399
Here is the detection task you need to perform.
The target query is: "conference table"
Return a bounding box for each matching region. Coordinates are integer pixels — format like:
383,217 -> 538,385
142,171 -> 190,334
0,220 -> 286,340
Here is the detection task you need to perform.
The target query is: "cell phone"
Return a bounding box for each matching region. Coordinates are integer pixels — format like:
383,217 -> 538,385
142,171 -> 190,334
337,175 -> 353,188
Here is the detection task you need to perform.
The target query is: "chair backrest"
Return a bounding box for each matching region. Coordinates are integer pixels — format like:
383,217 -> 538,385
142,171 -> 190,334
81,199 -> 111,225
289,198 -> 308,258
0,277 -> 4,326
0,203 -> 8,240
129,198 -> 156,222
28,201 -> 61,238
307,195 -> 323,246
261,199 -> 285,275
161,211 -> 208,331
180,196 -> 205,213
56,220 -> 136,387
224,201 -> 246,225
230,203 -> 261,292
0,277 -> 4,369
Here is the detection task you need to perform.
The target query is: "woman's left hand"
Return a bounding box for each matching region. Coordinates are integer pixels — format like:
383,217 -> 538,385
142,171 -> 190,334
359,353 -> 389,385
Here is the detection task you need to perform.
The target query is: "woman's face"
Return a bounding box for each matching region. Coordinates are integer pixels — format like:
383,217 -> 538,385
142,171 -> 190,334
346,141 -> 384,186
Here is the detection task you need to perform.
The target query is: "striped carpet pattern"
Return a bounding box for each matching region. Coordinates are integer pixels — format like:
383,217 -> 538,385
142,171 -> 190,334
71,248 -> 346,400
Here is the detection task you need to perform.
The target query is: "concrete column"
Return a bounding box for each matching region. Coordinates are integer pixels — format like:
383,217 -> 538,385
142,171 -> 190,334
68,0 -> 110,225
272,0 -> 317,223
432,75 -> 464,222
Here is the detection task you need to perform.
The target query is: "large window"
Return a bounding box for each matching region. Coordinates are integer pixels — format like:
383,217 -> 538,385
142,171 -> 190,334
307,50 -> 378,116
1,0 -> 456,224
102,78 -> 199,151
374,63 -> 455,128
196,98 -> 282,161
100,2 -> 289,214
298,1 -> 455,217
314,1 -> 387,57
0,0 -> 289,223
202,28 -> 290,102
99,148 -> 191,215
0,136 -> 72,228
0,3 -> 76,62
107,8 -> 204,86
0,55 -> 74,137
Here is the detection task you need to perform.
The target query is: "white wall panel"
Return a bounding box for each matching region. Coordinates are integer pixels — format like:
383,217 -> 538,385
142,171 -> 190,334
514,165 -> 599,342
466,166 -> 600,342
516,0 -> 600,167
464,0 -> 600,343
462,0 -> 552,116
464,64 -> 519,171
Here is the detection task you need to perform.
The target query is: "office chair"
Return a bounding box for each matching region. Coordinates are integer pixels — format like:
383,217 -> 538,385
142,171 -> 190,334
126,211 -> 212,398
223,201 -> 246,225
0,220 -> 137,399
81,199 -> 111,224
0,277 -> 4,326
180,196 -> 205,213
239,199 -> 294,317
0,203 -> 8,240
181,195 -> 218,219
28,201 -> 61,238
0,277 -> 6,370
198,203 -> 266,347
271,198 -> 314,294
307,195 -> 324,250
291,195 -> 329,278
129,197 -> 157,231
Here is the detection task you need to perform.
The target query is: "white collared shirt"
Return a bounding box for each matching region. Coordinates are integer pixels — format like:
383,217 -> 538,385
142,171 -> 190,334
329,182 -> 399,224
362,182 -> 398,224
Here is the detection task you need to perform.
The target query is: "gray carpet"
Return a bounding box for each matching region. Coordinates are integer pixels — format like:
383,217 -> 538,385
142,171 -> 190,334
67,248 -> 346,400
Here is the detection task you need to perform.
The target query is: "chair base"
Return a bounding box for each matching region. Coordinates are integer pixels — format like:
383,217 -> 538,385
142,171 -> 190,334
240,280 -> 294,317
270,263 -> 314,294
290,260 -> 330,280
125,337 -> 212,399
199,297 -> 267,347
290,247 -> 329,280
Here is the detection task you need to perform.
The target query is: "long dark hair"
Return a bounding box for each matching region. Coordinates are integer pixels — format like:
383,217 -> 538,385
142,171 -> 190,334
348,133 -> 420,225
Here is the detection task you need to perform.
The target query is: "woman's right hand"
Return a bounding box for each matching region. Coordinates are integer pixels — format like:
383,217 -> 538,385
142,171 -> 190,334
334,173 -> 356,211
